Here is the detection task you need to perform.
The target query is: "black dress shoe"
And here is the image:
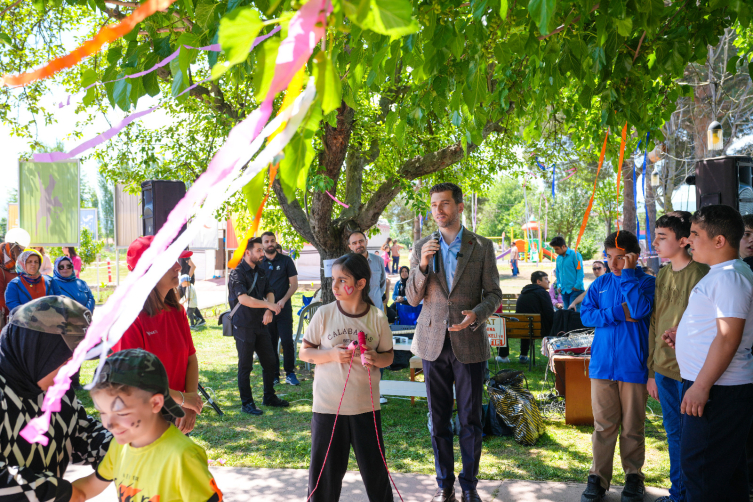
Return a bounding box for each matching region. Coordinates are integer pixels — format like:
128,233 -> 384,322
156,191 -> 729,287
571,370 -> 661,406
461,489 -> 482,502
262,395 -> 290,407
241,403 -> 263,415
432,487 -> 456,502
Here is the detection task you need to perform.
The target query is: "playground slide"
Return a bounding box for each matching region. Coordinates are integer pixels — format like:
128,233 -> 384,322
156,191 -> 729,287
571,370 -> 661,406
542,249 -> 555,260
496,248 -> 512,260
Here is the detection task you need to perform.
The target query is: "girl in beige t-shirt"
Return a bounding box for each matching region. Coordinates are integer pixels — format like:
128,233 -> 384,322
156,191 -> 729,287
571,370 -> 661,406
300,253 -> 395,502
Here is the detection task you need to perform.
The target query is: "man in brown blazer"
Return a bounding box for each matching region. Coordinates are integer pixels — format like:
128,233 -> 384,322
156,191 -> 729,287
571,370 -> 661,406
406,183 -> 502,502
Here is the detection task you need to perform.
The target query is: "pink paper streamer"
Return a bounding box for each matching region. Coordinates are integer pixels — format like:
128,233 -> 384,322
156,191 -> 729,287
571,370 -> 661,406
326,190 -> 349,208
21,0 -> 331,445
56,26 -> 281,109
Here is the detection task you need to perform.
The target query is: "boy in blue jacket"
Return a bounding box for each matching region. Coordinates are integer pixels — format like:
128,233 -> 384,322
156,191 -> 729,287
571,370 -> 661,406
580,230 -> 655,502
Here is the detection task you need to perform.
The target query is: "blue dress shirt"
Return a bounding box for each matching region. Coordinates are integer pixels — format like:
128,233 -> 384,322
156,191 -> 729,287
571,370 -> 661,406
440,227 -> 464,291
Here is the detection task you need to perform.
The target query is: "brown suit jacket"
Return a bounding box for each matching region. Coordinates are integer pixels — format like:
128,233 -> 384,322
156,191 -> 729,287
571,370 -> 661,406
406,228 -> 502,364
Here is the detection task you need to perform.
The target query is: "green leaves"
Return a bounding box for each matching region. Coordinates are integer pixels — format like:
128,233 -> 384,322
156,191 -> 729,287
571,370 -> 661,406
253,36 -> 281,101
212,7 -> 264,79
615,18 -> 632,37
314,54 -> 342,115
464,61 -> 487,112
344,0 -> 419,37
194,0 -> 221,29
243,168 -> 267,215
528,0 -> 556,35
279,103 -> 323,201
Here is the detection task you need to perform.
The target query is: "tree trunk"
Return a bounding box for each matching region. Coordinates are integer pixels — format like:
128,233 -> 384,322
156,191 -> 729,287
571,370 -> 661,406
413,215 -> 421,243
664,138 -> 676,212
645,172 -> 658,248
645,173 -> 660,272
318,243 -> 350,305
605,217 -> 612,236
623,155 -> 637,234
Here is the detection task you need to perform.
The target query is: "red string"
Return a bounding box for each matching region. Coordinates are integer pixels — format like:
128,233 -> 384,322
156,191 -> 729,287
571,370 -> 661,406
306,353 -> 355,502
306,345 -> 403,502
367,366 -> 404,502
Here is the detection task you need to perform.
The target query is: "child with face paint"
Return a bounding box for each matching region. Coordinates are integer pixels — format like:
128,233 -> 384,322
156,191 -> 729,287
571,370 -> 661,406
72,349 -> 222,502
299,253 -> 395,502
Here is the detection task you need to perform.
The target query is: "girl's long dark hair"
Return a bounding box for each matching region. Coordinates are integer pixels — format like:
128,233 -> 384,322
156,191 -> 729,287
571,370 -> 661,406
333,253 -> 374,306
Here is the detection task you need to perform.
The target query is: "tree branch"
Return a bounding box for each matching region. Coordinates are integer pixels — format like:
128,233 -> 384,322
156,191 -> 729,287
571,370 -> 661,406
272,179 -> 316,245
0,0 -> 22,17
355,119 -> 505,229
342,137 -> 379,218
538,3 -> 599,41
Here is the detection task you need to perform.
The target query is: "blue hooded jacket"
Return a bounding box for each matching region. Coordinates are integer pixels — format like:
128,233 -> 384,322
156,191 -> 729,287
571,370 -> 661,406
580,267 -> 655,384
49,256 -> 95,311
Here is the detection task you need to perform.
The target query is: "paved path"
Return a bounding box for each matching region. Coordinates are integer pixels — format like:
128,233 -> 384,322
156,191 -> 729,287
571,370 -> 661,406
65,465 -> 668,501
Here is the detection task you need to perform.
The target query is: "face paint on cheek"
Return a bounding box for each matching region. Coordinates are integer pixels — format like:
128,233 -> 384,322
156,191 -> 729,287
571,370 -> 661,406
111,396 -> 127,412
344,285 -> 354,295
135,420 -> 141,428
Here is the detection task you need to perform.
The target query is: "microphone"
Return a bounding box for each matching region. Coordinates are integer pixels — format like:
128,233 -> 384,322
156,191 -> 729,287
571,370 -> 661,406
432,231 -> 441,273
357,331 -> 368,366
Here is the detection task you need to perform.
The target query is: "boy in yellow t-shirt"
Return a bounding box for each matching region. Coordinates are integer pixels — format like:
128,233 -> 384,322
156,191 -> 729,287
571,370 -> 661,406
72,349 -> 222,502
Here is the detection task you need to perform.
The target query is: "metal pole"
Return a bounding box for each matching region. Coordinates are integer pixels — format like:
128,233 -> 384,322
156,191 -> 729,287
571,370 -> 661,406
96,253 -> 100,302
115,249 -> 120,285
523,183 -> 531,260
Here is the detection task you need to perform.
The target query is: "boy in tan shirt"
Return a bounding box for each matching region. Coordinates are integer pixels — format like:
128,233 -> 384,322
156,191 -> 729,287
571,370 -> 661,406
647,211 -> 709,502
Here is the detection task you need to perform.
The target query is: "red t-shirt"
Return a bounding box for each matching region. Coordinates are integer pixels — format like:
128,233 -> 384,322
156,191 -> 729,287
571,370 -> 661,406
113,307 -> 197,392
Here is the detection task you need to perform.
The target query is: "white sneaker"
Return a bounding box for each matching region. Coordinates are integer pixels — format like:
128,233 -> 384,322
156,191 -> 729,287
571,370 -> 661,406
495,356 -> 510,363
379,395 -> 388,404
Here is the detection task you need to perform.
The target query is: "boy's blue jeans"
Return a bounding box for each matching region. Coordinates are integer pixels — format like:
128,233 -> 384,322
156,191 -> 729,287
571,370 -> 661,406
655,372 -> 685,501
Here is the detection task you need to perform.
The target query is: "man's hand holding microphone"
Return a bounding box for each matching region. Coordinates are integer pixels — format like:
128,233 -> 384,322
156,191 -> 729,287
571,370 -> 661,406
420,235 -> 477,332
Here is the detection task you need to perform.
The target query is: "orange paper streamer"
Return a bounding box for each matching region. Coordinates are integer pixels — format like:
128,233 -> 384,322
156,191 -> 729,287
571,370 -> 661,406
2,0 -> 176,87
227,71 -> 306,269
575,129 -> 610,251
614,122 -> 628,250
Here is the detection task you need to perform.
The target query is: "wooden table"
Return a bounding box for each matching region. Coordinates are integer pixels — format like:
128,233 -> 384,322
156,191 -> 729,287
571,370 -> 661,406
552,355 -> 593,426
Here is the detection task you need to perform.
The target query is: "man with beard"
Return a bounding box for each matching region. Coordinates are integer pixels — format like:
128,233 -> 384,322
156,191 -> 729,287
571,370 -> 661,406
347,231 -> 387,311
228,237 -> 289,415
406,183 -> 502,502
261,231 -> 300,386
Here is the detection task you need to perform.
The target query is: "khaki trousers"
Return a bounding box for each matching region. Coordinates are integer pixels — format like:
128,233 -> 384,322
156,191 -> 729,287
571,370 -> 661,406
590,378 -> 648,489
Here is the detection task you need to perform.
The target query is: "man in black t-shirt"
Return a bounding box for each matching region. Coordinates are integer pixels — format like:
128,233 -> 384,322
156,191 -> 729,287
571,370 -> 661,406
228,237 -> 289,415
261,232 -> 300,386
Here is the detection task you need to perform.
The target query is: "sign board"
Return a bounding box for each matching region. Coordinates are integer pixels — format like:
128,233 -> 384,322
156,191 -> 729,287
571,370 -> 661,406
487,316 -> 507,347
189,218 -> 218,250
226,218 -> 239,250
114,183 -> 141,249
323,258 -> 337,278
19,160 -> 79,246
7,203 -> 18,230
80,208 -> 98,240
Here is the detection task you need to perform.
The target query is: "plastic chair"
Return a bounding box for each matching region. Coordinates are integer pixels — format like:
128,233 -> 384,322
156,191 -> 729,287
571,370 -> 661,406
396,303 -> 423,326
297,295 -> 313,316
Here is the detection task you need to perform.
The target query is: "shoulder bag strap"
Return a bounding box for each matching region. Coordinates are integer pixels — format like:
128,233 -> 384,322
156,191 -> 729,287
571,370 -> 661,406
228,272 -> 259,320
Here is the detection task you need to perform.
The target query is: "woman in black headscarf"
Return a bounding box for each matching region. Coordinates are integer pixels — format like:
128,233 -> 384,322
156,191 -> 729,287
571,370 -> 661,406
0,296 -> 111,502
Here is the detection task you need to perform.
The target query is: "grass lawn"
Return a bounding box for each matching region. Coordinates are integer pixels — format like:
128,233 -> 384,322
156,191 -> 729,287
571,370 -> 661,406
74,290 -> 671,487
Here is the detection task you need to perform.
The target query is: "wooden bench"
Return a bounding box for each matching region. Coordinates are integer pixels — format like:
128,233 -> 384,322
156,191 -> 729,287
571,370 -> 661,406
498,293 -> 519,313
493,313 -> 542,370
